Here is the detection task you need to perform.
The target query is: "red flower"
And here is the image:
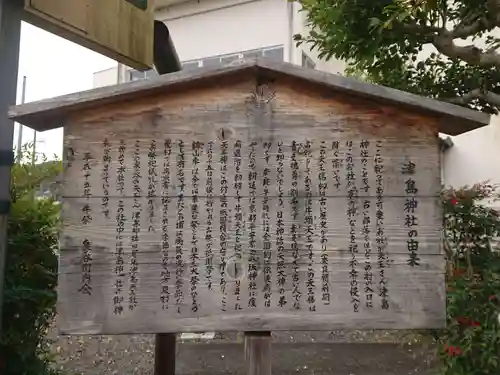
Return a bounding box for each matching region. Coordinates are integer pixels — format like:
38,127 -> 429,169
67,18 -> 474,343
489,295 -> 497,303
445,345 -> 462,356
455,316 -> 481,327
451,198 -> 458,205
455,316 -> 470,325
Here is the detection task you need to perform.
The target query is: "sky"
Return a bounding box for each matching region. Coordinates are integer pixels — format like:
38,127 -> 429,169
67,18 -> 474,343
14,22 -> 117,160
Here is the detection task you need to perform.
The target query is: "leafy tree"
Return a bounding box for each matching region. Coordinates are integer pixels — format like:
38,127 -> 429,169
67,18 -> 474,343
295,0 -> 500,114
0,146 -> 62,375
11,143 -> 62,202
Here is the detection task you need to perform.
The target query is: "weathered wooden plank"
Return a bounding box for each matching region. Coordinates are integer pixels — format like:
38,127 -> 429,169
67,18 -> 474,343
260,59 -> 490,135
58,253 -> 445,333
245,332 -> 272,375
57,263 -> 445,332
56,80 -> 446,334
23,0 -> 154,70
60,196 -> 442,257
8,58 -> 490,134
62,139 -> 441,198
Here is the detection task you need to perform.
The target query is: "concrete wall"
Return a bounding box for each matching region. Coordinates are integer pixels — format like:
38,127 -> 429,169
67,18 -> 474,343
442,120 -> 500,206
93,66 -> 118,88
157,0 -> 288,62
156,0 -> 346,73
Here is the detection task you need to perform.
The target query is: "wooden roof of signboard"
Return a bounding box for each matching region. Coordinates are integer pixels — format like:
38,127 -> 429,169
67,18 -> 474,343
9,58 -> 490,135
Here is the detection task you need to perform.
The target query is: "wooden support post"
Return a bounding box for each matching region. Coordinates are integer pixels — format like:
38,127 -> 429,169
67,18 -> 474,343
244,331 -> 272,375
154,333 -> 177,375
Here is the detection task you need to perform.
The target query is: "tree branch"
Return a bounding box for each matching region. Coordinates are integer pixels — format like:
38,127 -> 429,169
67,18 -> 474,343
445,88 -> 500,108
399,12 -> 500,68
451,17 -> 493,39
400,21 -> 441,35
433,33 -> 500,69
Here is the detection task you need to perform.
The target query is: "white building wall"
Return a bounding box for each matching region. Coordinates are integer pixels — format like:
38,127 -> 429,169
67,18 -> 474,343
93,66 -> 118,88
157,0 -> 288,62
93,0 -> 347,88
443,118 -> 500,206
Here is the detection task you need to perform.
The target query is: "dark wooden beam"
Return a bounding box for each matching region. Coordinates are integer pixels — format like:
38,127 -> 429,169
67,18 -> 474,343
154,333 -> 177,375
153,21 -> 181,75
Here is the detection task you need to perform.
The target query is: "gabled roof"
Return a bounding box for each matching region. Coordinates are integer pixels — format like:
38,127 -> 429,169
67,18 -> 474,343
9,58 -> 490,135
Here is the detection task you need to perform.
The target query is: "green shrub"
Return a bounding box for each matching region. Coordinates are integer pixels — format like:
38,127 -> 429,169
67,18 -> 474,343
439,182 -> 500,374
0,147 -> 62,375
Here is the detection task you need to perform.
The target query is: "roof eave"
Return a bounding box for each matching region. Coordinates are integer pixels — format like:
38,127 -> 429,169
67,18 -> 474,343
255,60 -> 490,135
9,58 -> 491,135
8,61 -> 258,132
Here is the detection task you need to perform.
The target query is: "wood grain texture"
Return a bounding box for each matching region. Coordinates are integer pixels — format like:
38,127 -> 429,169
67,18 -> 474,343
58,78 -> 446,334
9,58 -> 490,134
23,0 -> 154,70
245,332 -> 272,375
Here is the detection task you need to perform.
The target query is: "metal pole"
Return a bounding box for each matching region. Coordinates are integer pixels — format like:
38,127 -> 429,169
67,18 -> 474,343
15,75 -> 26,163
0,0 -> 22,335
32,130 -> 36,165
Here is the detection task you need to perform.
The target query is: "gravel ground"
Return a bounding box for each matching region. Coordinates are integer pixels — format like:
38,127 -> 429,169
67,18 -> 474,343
47,323 -> 438,375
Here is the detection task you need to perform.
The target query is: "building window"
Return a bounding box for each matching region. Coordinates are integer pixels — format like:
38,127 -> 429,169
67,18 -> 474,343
183,45 -> 284,71
202,56 -> 222,68
128,68 -> 158,82
302,52 -> 316,70
145,69 -> 158,79
220,54 -> 240,66
126,46 -> 285,81
263,47 -> 284,62
182,61 -> 202,71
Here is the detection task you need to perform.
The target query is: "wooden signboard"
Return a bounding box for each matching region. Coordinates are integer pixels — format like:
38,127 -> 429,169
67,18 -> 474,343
23,0 -> 154,70
8,60 -> 490,335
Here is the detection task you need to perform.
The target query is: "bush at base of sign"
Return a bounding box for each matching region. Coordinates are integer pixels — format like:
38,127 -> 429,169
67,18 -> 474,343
0,145 -> 61,375
437,182 -> 500,375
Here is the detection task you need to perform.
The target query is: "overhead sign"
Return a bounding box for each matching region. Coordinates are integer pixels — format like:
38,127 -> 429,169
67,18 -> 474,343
22,0 -> 154,70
